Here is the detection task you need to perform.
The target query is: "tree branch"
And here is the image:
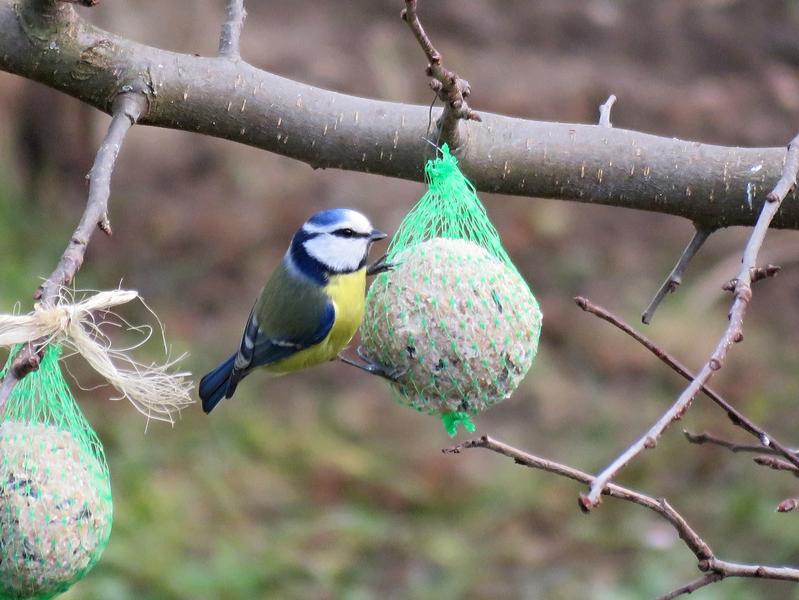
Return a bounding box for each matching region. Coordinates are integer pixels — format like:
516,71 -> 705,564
752,455 -> 799,475
575,297 -> 799,472
446,436 -> 799,599
36,92 -> 146,305
0,0 -> 795,229
444,436 -> 710,560
0,92 -> 146,411
401,0 -> 480,149
598,94 -> 616,128
685,430 -> 798,456
581,134 -> 799,509
218,0 -> 246,60
650,575 -> 721,600
642,227 -> 713,324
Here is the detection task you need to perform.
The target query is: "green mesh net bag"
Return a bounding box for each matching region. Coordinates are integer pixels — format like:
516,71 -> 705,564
0,345 -> 113,600
361,144 -> 543,436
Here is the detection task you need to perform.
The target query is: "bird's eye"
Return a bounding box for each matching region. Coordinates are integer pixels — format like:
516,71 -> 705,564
337,228 -> 357,238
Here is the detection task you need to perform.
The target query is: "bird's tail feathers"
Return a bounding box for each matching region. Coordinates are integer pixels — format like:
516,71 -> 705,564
199,353 -> 236,414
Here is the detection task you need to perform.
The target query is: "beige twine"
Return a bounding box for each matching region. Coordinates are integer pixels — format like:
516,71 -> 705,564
0,289 -> 194,423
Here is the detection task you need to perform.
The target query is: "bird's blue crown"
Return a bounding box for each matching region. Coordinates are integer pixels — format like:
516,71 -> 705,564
305,208 -> 355,228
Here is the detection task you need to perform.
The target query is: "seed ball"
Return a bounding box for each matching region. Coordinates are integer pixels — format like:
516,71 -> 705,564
362,238 -> 542,415
0,421 -> 113,599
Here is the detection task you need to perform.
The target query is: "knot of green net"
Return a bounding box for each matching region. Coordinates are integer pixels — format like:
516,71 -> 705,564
440,411 -> 477,437
362,144 -> 543,436
386,144 -> 519,274
0,345 -> 113,600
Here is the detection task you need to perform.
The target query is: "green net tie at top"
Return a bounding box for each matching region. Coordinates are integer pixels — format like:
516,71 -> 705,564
361,144 -> 543,435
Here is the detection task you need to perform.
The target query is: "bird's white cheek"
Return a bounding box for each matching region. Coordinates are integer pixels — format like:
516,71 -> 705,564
304,237 -> 367,272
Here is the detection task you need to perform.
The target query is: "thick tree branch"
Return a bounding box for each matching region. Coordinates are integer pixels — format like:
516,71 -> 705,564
0,0 -> 795,229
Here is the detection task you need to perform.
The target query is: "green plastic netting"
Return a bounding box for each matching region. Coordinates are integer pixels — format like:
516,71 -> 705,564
361,144 -> 543,435
0,345 -> 113,600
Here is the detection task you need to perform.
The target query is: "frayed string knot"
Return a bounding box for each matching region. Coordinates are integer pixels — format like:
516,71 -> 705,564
0,289 -> 194,424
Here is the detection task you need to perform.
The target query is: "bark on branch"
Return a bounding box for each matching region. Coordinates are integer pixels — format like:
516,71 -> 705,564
0,0 -> 795,229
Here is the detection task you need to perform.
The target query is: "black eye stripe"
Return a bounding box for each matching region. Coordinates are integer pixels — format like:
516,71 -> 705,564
333,228 -> 367,238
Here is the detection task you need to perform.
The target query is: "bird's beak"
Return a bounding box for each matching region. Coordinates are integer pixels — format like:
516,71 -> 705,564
370,229 -> 387,242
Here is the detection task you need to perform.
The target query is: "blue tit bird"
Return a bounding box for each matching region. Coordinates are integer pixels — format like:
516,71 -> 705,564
199,208 -> 386,413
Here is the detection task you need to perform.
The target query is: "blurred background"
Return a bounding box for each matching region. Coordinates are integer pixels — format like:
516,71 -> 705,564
3,0 -> 799,598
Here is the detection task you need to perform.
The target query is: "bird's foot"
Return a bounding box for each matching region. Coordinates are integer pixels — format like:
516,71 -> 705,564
366,254 -> 394,276
338,346 -> 406,382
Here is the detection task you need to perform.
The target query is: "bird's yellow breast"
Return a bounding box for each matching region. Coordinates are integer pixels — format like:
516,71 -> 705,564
267,269 -> 366,374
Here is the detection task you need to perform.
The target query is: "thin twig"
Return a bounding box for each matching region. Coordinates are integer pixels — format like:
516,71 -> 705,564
447,436 -> 799,598
582,134 -> 799,509
722,264 -> 781,291
751,263 -> 781,283
753,455 -> 799,474
598,94 -> 616,128
0,92 -> 147,412
684,430 -> 798,456
401,0 -> 481,150
218,0 -> 246,60
444,435 -> 712,560
575,297 -> 799,472
650,574 -> 721,600
36,93 -> 146,304
708,558 -> 799,582
643,227 -> 712,324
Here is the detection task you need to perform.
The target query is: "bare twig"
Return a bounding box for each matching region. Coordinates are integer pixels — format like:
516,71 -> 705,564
401,0 -> 481,150
685,430 -> 784,454
598,94 -> 616,128
218,0 -> 246,60
59,0 -> 100,5
581,134 -> 799,509
0,92 -> 147,411
754,455 -> 799,475
650,575 -> 721,600
444,436 -> 711,560
643,227 -> 713,324
575,297 -> 799,472
723,264 -> 781,292
0,349 -> 42,414
445,435 -> 799,599
685,430 -> 799,457
706,559 -> 799,582
36,93 -> 146,304
751,263 -> 781,283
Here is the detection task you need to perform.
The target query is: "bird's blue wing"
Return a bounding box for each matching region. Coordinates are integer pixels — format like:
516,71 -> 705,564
225,301 -> 336,398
